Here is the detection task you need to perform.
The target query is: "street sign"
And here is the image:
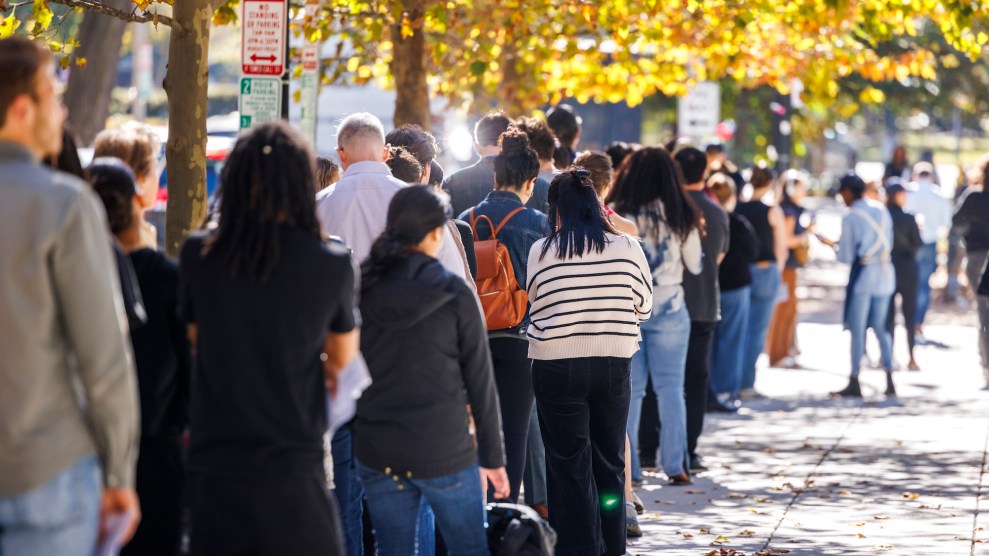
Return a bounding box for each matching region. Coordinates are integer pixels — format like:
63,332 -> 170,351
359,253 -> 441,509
298,0 -> 320,145
677,81 -> 721,139
242,0 -> 286,76
239,77 -> 282,132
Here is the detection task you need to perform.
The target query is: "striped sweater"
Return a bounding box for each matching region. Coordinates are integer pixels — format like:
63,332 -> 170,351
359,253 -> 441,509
525,233 -> 654,360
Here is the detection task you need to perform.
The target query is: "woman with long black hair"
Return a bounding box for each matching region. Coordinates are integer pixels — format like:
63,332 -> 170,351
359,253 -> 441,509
606,147 -> 703,487
356,185 -> 508,555
527,169 -> 652,555
180,122 -> 359,556
459,128 -> 549,503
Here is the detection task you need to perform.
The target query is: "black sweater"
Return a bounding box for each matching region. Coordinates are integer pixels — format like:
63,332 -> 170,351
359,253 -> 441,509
719,213 -> 761,291
953,190 -> 989,252
355,253 -> 505,478
129,249 -> 190,438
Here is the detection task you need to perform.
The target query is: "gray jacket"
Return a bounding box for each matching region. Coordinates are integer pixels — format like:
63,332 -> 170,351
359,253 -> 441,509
0,141 -> 139,495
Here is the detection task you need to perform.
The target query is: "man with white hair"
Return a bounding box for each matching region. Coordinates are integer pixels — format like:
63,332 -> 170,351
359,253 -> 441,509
903,160 -> 952,342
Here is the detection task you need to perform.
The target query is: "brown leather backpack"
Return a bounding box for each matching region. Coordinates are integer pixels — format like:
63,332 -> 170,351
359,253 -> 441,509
469,207 -> 528,331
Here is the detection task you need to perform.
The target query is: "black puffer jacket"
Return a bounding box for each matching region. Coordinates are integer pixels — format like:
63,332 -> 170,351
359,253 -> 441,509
355,253 -> 505,478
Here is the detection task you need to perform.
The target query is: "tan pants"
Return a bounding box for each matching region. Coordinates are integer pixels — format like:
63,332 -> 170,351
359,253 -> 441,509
767,266 -> 798,366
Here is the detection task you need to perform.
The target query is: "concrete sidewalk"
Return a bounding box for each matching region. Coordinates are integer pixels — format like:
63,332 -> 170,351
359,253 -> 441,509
627,322 -> 989,555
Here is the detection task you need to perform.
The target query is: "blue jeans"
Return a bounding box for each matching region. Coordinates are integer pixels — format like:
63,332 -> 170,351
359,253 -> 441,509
331,427 -> 365,556
627,300 -> 691,481
847,292 -> 894,376
711,287 -> 751,397
358,462 -> 489,556
916,243 -> 937,326
0,455 -> 101,556
742,264 -> 781,390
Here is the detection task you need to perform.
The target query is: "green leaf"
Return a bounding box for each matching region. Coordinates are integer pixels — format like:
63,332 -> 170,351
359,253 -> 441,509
469,61 -> 487,76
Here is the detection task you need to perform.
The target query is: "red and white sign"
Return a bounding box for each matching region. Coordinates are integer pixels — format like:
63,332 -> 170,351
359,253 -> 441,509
242,0 -> 286,76
301,0 -> 320,72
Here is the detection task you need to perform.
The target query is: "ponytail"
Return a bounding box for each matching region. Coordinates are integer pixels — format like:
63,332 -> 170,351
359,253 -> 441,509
360,233 -> 413,291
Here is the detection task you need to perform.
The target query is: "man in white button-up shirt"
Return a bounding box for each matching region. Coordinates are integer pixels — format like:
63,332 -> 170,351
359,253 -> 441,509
903,161 -> 952,338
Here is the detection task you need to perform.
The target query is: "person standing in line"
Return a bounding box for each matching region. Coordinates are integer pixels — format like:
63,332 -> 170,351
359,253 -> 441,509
952,156 -> 989,386
883,145 -> 911,184
94,124 -> 164,249
316,113 -> 463,555
513,115 -> 558,212
443,112 -> 512,216
356,186 -> 508,555
904,161 -> 952,343
735,164 -> 788,399
181,122 -> 357,555
831,174 -> 896,398
576,150 -> 639,236
0,36 -> 141,554
89,159 -> 191,556
316,156 -> 341,192
766,170 -> 813,368
707,173 -> 760,411
546,103 -> 582,166
675,147 -> 730,472
607,147 -> 703,486
527,169 -> 653,556
884,179 -> 923,372
459,128 -> 549,503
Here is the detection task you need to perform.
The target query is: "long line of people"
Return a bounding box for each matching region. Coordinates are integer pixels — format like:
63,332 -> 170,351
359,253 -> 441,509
4,34 -> 989,556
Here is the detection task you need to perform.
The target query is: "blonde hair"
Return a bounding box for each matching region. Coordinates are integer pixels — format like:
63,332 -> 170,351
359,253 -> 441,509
93,124 -> 161,181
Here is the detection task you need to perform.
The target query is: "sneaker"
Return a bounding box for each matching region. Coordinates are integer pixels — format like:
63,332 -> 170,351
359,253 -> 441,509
738,388 -> 767,400
631,491 -> 644,515
885,372 -> 896,397
689,454 -> 708,472
831,376 -> 863,398
626,503 -> 642,537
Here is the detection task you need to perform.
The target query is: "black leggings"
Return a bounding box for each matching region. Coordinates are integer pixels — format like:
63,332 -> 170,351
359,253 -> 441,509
488,337 -> 533,503
888,258 -> 919,354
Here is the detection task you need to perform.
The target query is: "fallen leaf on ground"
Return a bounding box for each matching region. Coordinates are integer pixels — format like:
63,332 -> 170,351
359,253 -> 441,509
839,490 -> 851,495
873,515 -> 890,520
756,549 -> 792,555
684,490 -> 706,494
754,497 -> 770,503
683,533 -> 694,538
740,529 -> 756,536
726,492 -> 747,499
857,533 -> 867,538
699,528 -> 711,534
710,535 -> 731,545
852,523 -> 865,527
902,492 -> 921,499
875,545 -> 894,551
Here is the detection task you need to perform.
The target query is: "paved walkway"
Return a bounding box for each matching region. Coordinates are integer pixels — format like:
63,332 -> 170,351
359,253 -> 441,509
627,322 -> 988,555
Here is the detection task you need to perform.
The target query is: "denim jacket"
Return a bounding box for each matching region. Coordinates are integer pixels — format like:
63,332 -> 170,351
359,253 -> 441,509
459,190 -> 549,337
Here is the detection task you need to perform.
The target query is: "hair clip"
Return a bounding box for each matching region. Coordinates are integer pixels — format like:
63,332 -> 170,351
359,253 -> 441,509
573,168 -> 590,178
262,145 -> 273,155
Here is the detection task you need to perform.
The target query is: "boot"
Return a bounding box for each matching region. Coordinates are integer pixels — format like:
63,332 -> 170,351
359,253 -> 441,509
831,376 -> 862,398
885,371 -> 896,397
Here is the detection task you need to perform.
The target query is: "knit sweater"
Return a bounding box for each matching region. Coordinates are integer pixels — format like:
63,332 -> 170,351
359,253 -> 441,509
526,233 -> 654,360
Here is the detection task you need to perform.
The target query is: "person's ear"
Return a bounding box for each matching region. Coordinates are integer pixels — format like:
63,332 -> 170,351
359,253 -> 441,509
525,177 -> 536,193
337,147 -> 349,166
432,226 -> 444,243
419,162 -> 431,185
382,143 -> 391,162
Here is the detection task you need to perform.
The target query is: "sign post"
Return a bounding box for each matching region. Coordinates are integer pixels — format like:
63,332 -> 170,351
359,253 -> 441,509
677,81 -> 721,140
240,0 -> 287,134
299,0 -> 321,146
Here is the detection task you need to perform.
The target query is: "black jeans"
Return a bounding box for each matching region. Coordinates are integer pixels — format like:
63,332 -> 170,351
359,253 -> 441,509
685,321 -> 716,458
889,257 -> 919,354
533,357 -> 630,556
121,435 -> 184,556
489,337 -> 534,503
189,473 -> 344,556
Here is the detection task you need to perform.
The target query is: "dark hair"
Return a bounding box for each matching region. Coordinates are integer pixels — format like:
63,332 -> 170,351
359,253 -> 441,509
361,186 -> 452,290
573,151 -> 613,198
0,37 -> 52,129
88,157 -> 139,234
315,156 -> 340,191
674,147 -> 707,184
750,162 -> 776,190
605,141 -> 634,170
385,124 -> 439,166
606,146 -> 699,242
540,169 -> 618,261
707,172 -> 736,208
494,127 -> 539,189
428,159 -> 444,186
546,104 -> 581,149
46,126 -> 85,179
207,121 -> 321,282
513,116 -> 556,161
705,143 -> 725,155
474,112 -> 512,147
386,146 -> 423,183
552,144 -> 571,171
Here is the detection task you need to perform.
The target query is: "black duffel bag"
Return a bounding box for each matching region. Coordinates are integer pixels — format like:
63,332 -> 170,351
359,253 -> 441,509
486,503 -> 556,556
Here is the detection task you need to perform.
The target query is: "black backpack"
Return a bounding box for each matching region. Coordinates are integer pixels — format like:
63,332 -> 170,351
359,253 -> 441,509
486,503 -> 556,556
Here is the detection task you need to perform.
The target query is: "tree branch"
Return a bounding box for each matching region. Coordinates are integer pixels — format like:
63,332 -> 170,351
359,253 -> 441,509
48,0 -> 180,30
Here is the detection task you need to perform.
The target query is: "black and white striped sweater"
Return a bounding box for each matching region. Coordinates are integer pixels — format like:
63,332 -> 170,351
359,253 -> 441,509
525,233 -> 654,360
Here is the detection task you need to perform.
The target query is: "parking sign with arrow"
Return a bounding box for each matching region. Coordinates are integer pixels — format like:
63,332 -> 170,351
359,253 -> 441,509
242,0 -> 286,76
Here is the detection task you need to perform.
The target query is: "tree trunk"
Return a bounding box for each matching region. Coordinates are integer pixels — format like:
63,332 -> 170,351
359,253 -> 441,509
162,0 -> 211,257
389,0 -> 430,129
64,0 -> 130,145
